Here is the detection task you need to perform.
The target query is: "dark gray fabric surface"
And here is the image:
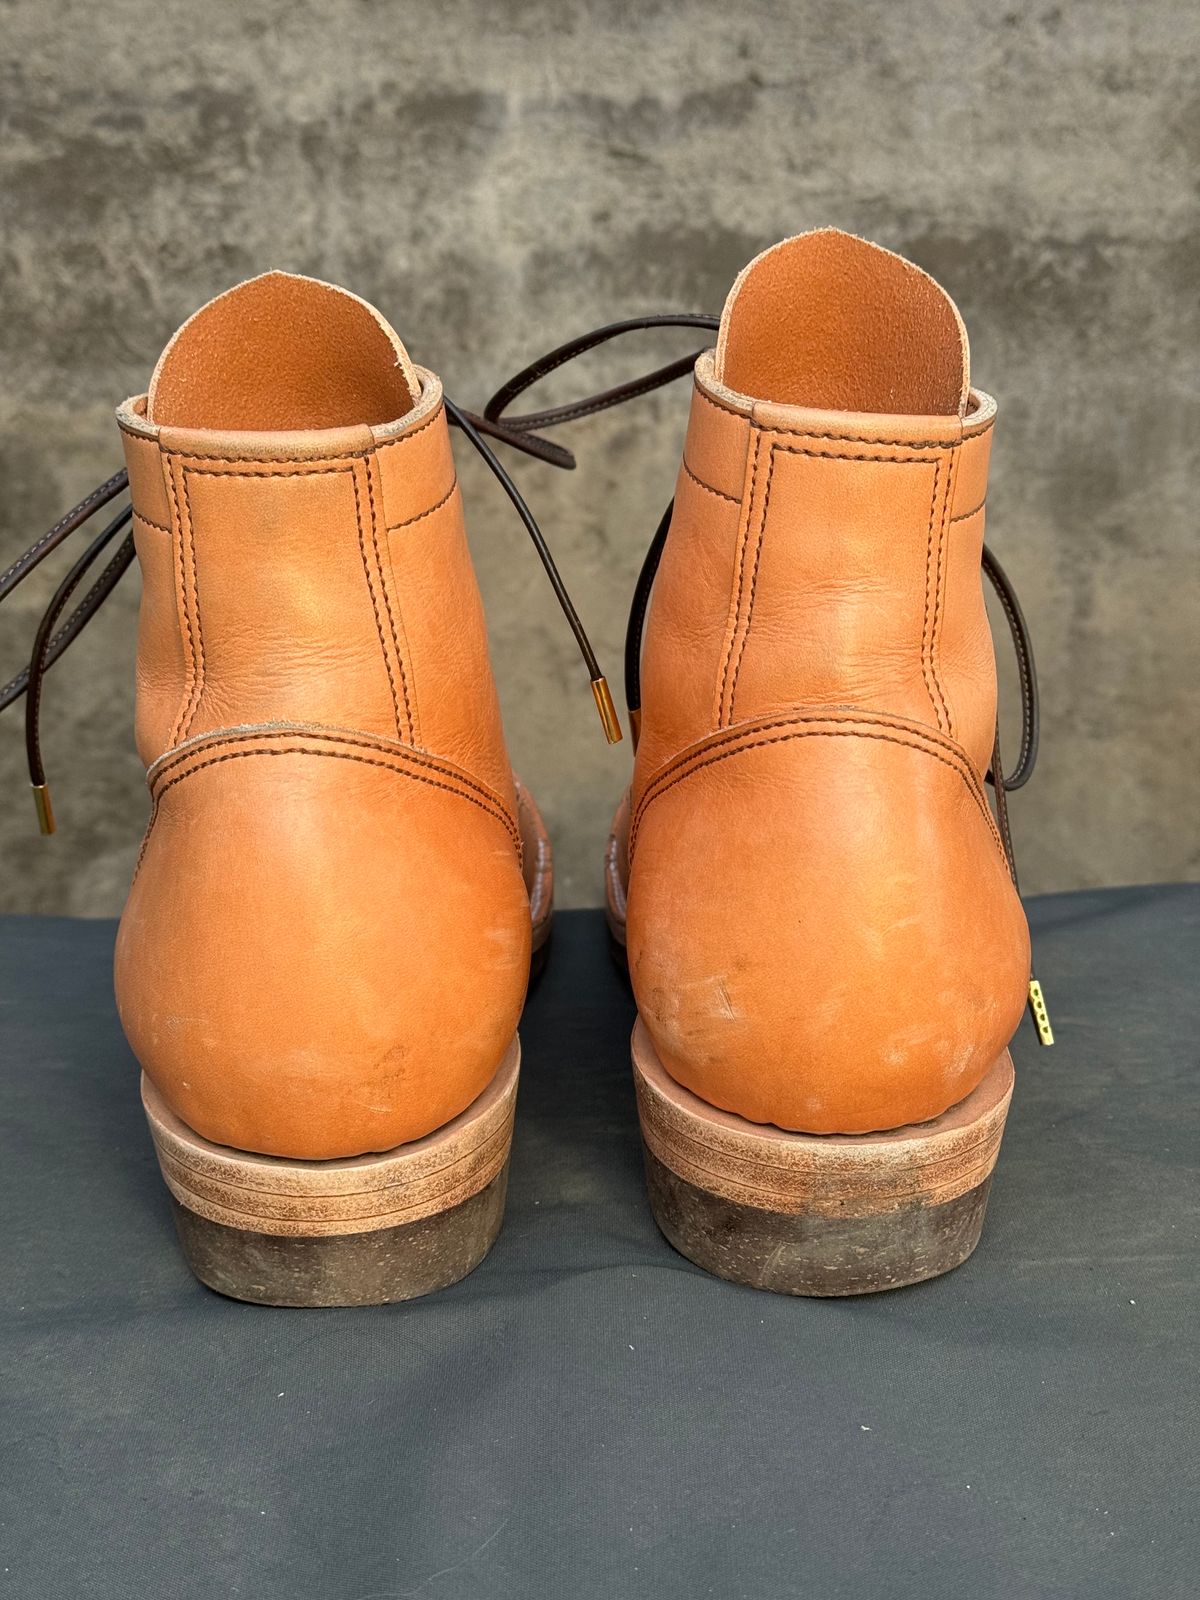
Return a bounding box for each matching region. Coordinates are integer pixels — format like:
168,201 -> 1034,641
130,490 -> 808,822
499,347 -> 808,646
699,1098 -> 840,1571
1,887 -> 1197,1599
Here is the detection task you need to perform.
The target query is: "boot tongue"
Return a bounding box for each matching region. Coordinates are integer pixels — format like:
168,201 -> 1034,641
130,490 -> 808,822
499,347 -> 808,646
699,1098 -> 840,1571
714,228 -> 969,417
146,271 -> 421,430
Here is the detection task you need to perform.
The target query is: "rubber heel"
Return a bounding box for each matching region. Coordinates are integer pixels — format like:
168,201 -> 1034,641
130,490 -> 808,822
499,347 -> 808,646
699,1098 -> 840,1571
142,1037 -> 519,1307
632,1019 -> 1013,1296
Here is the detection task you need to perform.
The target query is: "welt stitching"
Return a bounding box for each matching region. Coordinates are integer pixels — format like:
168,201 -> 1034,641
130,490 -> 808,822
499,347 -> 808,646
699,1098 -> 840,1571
681,458 -> 739,504
363,458 -> 415,741
716,429 -> 762,724
350,466 -> 404,739
386,479 -> 457,532
134,745 -> 520,880
634,710 -> 991,831
631,726 -> 1003,860
151,728 -> 517,828
179,472 -> 207,738
726,442 -> 777,718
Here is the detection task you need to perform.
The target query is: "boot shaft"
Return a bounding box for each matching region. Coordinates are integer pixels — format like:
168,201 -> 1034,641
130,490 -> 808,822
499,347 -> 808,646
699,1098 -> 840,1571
117,272 -> 514,809
635,231 -> 999,797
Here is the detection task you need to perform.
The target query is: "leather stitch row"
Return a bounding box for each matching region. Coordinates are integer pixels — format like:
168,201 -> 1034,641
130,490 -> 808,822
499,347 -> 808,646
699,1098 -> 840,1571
349,465 -> 405,740
631,720 -> 1004,861
362,459 -> 415,742
950,495 -> 986,524
150,727 -> 517,831
373,405 -> 444,451
715,429 -> 763,724
680,458 -> 739,504
386,479 -> 457,532
693,385 -> 749,422
173,461 -> 360,478
726,439 -> 777,719
164,464 -> 199,745
920,457 -> 948,733
751,425 -> 960,449
931,448 -> 956,737
132,510 -> 170,535
635,708 -> 990,826
723,437 -> 946,730
180,472 -> 207,738
135,743 -> 521,880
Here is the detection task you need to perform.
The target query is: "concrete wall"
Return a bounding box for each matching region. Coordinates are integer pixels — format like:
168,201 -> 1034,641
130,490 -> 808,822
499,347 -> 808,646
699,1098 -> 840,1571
2,0 -> 1197,912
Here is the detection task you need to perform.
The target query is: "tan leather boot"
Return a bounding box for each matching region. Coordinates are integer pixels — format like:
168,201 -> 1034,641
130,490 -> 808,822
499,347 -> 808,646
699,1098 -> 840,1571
599,231 -> 1048,1292
3,272 -> 589,1305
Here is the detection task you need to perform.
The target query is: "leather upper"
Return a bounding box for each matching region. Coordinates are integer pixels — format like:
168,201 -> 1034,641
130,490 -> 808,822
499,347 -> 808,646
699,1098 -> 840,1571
115,274 -> 532,1159
618,231 -> 1030,1135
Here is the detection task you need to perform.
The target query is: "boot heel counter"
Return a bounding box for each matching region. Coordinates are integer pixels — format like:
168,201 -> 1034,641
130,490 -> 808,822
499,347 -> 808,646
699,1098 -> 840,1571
117,734 -> 531,1160
627,715 -> 1030,1134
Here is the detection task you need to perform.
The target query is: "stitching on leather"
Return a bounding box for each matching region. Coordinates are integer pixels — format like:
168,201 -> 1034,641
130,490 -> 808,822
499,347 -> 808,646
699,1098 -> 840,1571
373,405 -> 444,451
716,429 -> 763,725
179,472 -> 207,738
920,458 -> 947,732
631,719 -> 1004,861
753,426 -> 958,449
150,726 -> 518,830
719,437 -> 946,729
726,441 -> 777,719
349,465 -> 405,739
135,742 -> 520,880
931,451 -> 955,737
635,709 -> 990,823
363,458 -> 415,742
132,510 -> 170,535
693,385 -> 749,422
386,479 -> 457,532
174,462 -> 360,478
165,464 -> 198,745
950,495 -> 986,524
681,458 -> 739,504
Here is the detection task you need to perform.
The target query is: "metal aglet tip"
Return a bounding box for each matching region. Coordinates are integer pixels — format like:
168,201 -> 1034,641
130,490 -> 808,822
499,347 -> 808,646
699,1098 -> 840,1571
591,677 -> 623,744
628,707 -> 642,751
33,783 -> 56,836
1027,978 -> 1054,1046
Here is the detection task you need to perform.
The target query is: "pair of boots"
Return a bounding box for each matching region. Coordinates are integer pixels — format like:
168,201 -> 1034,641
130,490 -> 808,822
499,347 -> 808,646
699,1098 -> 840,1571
1,229 -> 1050,1306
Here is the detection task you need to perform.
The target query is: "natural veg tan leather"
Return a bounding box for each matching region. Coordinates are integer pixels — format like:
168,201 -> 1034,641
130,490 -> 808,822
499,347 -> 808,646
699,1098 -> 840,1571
115,273 -> 535,1160
615,230 -> 1031,1135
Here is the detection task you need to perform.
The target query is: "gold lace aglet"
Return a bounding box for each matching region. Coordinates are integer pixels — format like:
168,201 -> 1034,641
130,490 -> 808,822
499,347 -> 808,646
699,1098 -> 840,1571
591,677 -> 623,744
32,783 -> 56,836
1027,978 -> 1053,1046
629,707 -> 642,751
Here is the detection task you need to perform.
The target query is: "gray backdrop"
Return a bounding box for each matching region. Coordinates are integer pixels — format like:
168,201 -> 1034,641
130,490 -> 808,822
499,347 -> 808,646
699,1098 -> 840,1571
2,0 -> 1197,913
